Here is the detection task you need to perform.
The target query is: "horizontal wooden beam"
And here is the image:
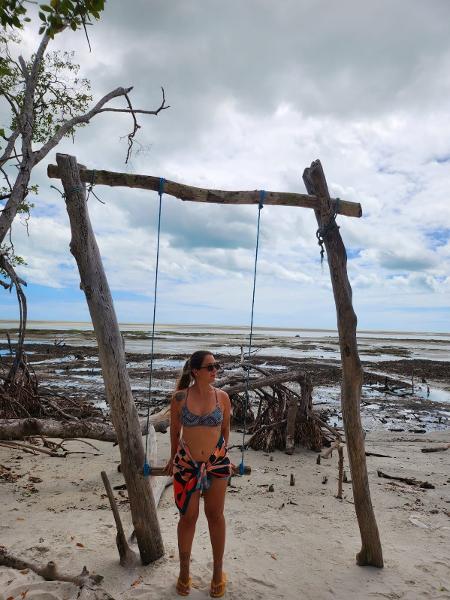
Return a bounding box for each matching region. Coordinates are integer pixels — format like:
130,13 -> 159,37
47,163 -> 362,218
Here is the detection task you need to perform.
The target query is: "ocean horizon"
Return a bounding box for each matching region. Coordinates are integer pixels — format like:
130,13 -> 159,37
0,319 -> 448,338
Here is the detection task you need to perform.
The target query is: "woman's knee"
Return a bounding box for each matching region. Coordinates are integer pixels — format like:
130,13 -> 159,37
204,505 -> 224,524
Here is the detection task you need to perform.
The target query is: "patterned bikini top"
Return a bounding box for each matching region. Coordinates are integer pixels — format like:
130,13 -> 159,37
181,388 -> 223,428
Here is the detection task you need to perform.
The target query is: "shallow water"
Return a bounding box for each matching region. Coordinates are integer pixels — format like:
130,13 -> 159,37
1,321 -> 450,363
1,321 -> 449,433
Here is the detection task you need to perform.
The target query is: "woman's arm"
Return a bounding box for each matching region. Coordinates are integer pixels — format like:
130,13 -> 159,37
220,391 -> 231,445
164,389 -> 185,474
170,390 -> 185,458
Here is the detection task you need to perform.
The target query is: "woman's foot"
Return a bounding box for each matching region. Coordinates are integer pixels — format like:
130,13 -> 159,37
176,576 -> 192,596
210,572 -> 227,598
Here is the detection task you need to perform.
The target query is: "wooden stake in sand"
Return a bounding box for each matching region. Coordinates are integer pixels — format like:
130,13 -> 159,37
100,471 -> 137,567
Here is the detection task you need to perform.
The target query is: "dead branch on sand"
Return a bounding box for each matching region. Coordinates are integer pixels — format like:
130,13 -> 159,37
0,546 -> 112,599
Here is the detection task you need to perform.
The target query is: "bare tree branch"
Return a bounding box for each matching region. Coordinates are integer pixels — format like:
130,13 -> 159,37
33,86 -> 168,165
97,88 -> 169,116
0,129 -> 21,166
32,85 -> 132,164
0,89 -> 20,118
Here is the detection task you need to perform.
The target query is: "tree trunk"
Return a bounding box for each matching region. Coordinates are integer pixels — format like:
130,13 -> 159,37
303,159 -> 383,568
55,153 -> 163,564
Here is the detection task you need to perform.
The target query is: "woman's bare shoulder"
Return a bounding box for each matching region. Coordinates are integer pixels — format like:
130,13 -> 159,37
216,388 -> 231,405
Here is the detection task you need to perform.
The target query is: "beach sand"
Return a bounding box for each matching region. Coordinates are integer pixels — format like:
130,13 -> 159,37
1,428 -> 449,600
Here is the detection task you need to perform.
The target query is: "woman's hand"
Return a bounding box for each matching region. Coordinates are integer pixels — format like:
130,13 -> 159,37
164,457 -> 174,476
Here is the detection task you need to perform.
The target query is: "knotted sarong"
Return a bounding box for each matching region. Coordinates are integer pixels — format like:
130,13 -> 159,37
173,435 -> 231,514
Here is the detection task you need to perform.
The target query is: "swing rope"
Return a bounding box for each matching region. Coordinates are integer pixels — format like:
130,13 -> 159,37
143,177 -> 165,477
239,190 -> 265,475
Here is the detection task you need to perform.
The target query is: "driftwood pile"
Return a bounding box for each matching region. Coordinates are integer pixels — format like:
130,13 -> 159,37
1,349 -> 103,421
0,359 -> 338,457
219,363 -> 337,453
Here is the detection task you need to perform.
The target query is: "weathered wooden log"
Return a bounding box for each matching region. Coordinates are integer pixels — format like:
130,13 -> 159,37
56,153 -> 163,565
303,159 -> 383,568
222,368 -> 309,395
0,415 -> 169,441
47,164 -> 362,217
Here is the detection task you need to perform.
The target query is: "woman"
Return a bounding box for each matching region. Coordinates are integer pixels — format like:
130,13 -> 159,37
165,350 -> 232,597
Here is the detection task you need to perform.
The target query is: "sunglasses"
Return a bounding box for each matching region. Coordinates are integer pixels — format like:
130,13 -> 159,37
198,362 -> 221,372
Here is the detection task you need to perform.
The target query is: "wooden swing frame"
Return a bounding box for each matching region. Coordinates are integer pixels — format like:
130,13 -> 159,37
48,154 -> 383,568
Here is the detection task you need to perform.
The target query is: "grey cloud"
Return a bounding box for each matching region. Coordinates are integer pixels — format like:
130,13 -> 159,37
89,0 -> 450,120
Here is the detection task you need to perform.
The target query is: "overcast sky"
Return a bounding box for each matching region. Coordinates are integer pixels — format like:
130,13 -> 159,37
2,0 -> 450,332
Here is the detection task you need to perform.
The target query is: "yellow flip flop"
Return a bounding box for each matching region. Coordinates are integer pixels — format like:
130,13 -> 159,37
176,576 -> 192,596
210,572 -> 227,598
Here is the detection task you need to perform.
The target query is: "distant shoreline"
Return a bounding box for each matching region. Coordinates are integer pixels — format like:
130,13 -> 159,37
0,319 -> 447,336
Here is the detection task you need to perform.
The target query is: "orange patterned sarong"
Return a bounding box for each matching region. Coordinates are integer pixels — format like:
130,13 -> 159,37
173,435 -> 231,514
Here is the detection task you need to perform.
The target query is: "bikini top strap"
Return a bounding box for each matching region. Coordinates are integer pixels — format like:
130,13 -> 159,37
215,388 -> 220,409
185,386 -> 190,410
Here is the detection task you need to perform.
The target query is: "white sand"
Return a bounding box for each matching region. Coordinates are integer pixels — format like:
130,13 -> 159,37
1,429 -> 449,600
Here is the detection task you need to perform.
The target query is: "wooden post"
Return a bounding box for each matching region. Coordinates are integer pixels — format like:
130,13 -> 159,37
56,153 -> 164,565
303,160 -> 383,568
285,394 -> 297,455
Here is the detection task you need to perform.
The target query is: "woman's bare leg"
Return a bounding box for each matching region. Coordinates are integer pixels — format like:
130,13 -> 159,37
178,490 -> 201,583
203,477 -> 228,584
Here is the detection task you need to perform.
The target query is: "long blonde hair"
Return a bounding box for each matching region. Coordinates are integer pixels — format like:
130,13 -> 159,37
175,350 -> 213,391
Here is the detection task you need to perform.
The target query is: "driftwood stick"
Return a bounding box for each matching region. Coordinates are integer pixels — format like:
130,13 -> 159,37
0,440 -> 65,456
100,471 -> 137,567
365,451 -> 393,458
377,470 -> 435,489
308,411 -> 343,442
40,397 -> 79,421
244,419 -> 287,448
285,393 -> 298,455
47,164 -> 362,217
337,444 -> 344,499
0,547 -> 104,588
321,440 -> 340,459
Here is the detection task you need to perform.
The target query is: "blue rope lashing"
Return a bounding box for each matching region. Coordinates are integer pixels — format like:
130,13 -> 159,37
239,189 -> 265,475
143,177 -> 165,476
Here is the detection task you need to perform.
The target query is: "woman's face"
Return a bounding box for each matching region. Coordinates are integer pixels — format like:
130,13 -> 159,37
193,353 -> 219,384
